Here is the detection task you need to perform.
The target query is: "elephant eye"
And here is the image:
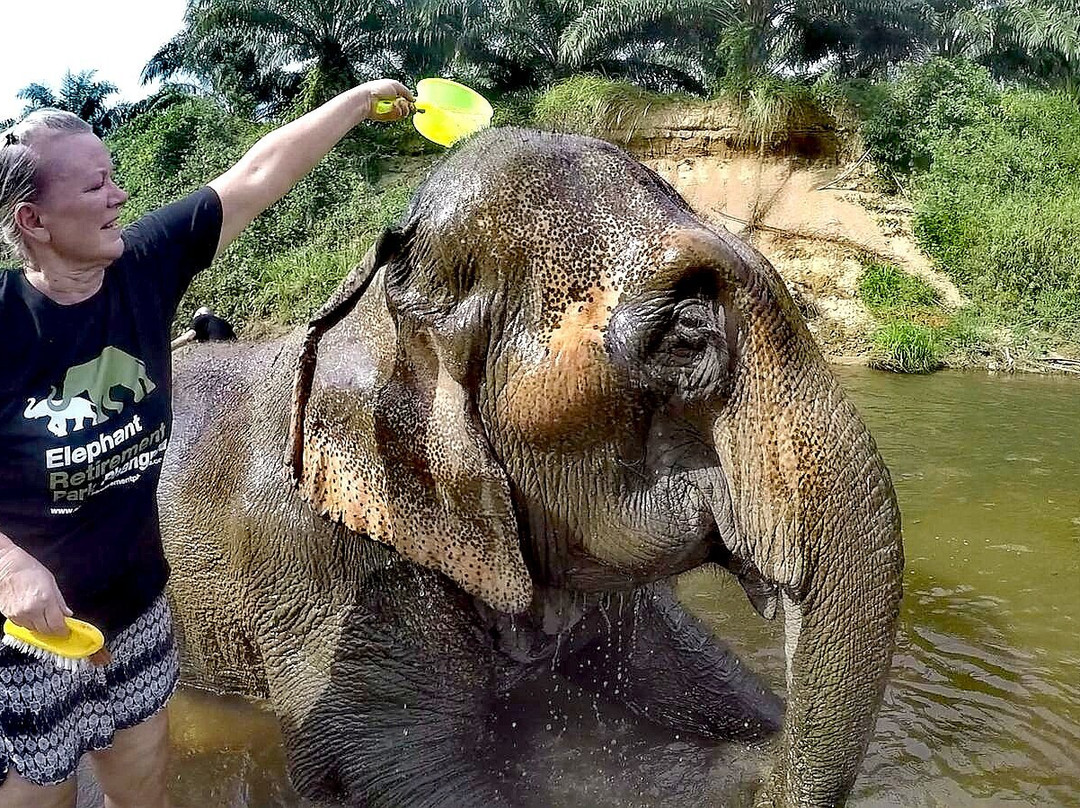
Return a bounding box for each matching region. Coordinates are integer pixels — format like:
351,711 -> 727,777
670,299 -> 720,350
674,299 -> 712,332
605,288 -> 732,403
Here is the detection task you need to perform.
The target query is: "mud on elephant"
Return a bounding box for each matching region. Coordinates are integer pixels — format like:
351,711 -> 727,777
160,128 -> 903,807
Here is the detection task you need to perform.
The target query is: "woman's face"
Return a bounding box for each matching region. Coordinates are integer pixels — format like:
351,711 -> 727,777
29,131 -> 129,266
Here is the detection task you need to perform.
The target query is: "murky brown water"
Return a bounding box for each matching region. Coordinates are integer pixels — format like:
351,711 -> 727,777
81,368 -> 1080,806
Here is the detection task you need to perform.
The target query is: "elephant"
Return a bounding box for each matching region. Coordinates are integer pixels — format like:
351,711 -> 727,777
159,128 -> 904,807
24,390 -> 98,437
62,345 -> 157,423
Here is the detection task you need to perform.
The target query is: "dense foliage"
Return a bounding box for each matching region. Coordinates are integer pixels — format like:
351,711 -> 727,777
861,58 -> 1000,176
865,59 -> 1080,345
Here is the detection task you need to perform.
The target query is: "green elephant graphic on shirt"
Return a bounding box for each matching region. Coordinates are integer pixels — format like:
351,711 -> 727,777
60,346 -> 157,424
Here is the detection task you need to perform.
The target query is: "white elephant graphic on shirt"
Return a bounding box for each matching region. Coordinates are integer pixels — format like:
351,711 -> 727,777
24,390 -> 99,437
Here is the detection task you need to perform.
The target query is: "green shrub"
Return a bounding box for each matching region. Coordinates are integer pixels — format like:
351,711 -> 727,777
813,77 -> 890,122
858,260 -> 940,313
918,191 -> 1080,327
869,321 -> 943,373
862,58 -> 999,177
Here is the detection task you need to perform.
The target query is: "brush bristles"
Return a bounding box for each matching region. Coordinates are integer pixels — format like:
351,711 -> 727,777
1,633 -> 91,671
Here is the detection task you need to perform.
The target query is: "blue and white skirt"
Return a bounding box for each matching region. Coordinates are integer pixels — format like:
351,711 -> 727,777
0,593 -> 179,787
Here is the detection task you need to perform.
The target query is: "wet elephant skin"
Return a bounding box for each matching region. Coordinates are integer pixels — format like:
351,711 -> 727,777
159,128 -> 903,807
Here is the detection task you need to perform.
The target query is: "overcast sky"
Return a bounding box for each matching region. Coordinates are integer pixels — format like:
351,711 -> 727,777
0,0 -> 188,122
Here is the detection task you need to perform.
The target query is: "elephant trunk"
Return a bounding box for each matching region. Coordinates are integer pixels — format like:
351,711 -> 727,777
715,367 -> 904,807
767,509 -> 903,807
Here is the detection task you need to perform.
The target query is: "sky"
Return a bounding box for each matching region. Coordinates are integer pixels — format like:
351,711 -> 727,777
0,0 -> 188,122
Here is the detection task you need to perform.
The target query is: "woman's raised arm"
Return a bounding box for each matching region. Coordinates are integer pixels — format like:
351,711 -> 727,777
208,78 -> 414,258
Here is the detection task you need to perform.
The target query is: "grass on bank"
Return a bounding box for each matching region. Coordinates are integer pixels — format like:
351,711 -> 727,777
715,75 -> 830,152
857,258 -> 986,373
870,321 -> 942,373
863,59 -> 1080,356
858,259 -> 945,373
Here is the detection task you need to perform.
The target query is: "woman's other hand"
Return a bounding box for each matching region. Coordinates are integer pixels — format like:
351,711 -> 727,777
361,79 -> 415,122
0,543 -> 72,636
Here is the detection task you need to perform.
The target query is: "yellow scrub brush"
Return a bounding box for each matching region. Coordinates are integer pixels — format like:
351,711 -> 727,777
2,617 -> 110,670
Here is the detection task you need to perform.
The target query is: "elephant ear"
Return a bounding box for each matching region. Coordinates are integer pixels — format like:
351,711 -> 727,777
292,230 -> 534,614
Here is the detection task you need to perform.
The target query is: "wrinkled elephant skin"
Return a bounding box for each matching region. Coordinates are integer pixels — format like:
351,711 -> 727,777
160,128 -> 903,808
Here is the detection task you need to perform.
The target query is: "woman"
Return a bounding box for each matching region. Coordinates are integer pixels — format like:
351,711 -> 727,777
0,78 -> 414,808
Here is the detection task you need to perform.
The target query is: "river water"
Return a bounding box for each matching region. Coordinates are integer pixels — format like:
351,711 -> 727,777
95,368 -> 1080,807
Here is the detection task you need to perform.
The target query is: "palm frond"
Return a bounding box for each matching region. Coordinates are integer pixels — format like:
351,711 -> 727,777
559,0 -> 737,68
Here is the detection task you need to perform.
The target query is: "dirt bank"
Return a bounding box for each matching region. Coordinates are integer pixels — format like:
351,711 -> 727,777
643,154 -> 966,364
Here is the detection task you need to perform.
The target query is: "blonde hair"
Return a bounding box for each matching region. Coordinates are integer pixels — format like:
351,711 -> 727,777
1,109 -> 93,261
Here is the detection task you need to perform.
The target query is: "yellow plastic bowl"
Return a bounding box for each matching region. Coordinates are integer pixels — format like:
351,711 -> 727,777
412,78 -> 493,147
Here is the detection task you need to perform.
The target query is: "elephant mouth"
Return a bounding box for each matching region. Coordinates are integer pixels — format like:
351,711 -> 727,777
711,543 -> 780,621
697,479 -> 783,621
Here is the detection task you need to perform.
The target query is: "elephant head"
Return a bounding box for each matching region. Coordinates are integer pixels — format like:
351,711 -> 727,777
291,128 -> 903,806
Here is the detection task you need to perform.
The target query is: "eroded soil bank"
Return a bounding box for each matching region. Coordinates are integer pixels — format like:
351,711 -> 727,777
645,153 -> 964,365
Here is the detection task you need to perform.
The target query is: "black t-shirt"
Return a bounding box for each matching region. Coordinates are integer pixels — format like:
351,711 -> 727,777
0,187 -> 222,635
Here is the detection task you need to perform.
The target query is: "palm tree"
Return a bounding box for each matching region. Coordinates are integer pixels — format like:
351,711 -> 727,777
913,0 -> 1000,59
402,0 -> 735,93
555,0 -> 735,90
143,28 -> 304,119
991,1 -> 1080,90
900,0 -> 1080,91
144,0 -> 396,114
17,70 -> 122,135
705,0 -> 924,81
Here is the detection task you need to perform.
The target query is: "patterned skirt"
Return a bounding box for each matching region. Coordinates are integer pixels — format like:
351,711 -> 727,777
0,593 -> 179,787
